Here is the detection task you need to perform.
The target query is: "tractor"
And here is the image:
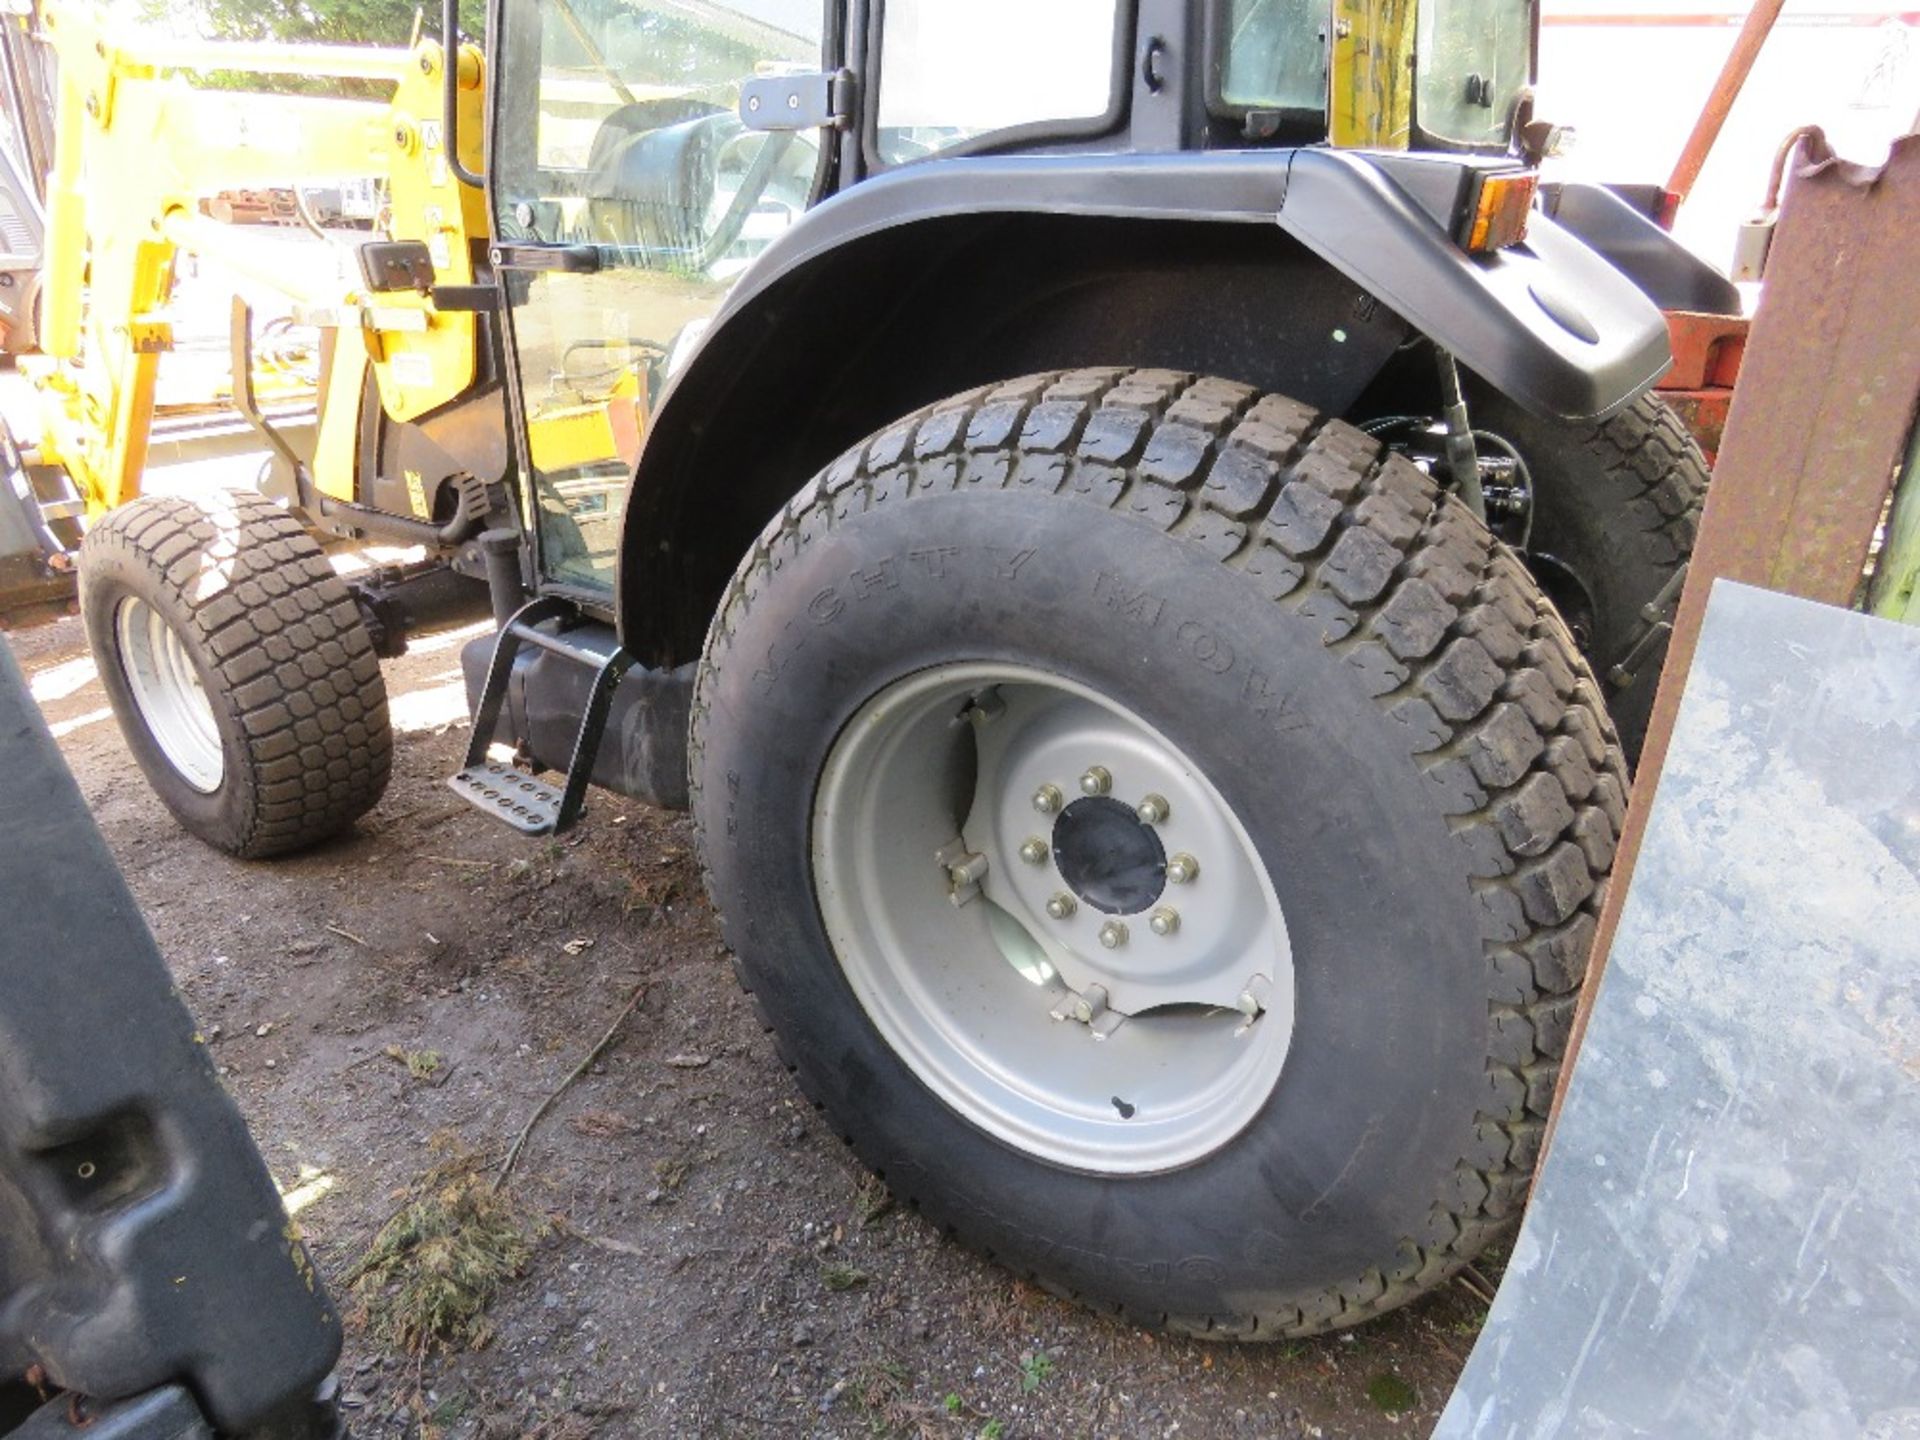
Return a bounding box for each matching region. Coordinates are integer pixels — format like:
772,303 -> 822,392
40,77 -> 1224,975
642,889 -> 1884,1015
24,0 -> 1740,1342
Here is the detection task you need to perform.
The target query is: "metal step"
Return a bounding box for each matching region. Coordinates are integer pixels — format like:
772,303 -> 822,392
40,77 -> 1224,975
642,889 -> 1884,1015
447,759 -> 564,835
446,595 -> 632,836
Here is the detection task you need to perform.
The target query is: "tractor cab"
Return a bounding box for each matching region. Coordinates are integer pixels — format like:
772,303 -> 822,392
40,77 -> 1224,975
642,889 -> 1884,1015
484,0 -> 1552,618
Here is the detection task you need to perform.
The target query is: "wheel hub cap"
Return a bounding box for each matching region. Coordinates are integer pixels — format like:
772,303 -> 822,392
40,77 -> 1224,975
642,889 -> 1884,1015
1051,796 -> 1166,915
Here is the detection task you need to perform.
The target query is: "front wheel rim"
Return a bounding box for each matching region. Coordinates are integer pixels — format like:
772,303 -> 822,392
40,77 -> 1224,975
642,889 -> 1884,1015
116,595 -> 224,793
812,663 -> 1295,1175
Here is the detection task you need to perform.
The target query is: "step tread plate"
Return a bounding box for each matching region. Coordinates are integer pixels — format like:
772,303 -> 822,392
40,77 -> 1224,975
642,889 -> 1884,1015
447,761 -> 561,835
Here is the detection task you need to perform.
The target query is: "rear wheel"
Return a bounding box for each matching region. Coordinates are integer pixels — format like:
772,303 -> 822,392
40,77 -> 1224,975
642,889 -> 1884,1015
1468,390 -> 1707,762
693,370 -> 1627,1337
81,490 -> 391,857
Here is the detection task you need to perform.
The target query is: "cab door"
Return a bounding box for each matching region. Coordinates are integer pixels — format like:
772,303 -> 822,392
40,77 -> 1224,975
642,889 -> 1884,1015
487,0 -> 827,602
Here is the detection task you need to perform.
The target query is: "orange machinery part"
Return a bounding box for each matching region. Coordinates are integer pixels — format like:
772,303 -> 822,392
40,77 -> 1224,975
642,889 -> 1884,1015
1655,310 -> 1748,463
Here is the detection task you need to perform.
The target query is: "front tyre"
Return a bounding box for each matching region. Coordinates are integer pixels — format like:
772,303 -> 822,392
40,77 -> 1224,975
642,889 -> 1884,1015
693,371 -> 1627,1337
81,490 -> 391,858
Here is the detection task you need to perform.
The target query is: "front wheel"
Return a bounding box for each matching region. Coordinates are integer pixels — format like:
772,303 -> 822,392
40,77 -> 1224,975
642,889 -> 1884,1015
81,490 -> 391,858
693,370 -> 1627,1337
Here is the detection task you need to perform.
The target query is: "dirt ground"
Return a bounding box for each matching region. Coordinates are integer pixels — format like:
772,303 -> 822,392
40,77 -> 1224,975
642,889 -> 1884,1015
8,597 -> 1491,1440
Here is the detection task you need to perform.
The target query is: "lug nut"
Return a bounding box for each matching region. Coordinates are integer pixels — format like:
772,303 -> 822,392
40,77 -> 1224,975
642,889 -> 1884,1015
1032,783 -> 1064,815
1098,920 -> 1128,949
1045,893 -> 1077,920
948,853 -> 988,888
1148,907 -> 1179,937
1136,793 -> 1170,825
1236,975 -> 1272,1018
1080,765 -> 1112,796
1073,984 -> 1109,1024
1166,852 -> 1200,885
1019,837 -> 1049,866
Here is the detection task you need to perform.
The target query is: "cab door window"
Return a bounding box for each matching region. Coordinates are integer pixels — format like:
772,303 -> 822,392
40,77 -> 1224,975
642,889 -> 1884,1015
490,0 -> 823,594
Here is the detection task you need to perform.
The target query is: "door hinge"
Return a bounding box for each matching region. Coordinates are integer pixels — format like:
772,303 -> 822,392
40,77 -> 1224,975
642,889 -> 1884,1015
740,69 -> 856,132
488,243 -> 602,274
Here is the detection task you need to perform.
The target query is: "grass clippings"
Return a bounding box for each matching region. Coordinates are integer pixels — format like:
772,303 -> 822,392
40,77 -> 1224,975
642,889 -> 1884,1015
820,1259 -> 869,1292
385,1045 -> 443,1080
350,1171 -> 535,1353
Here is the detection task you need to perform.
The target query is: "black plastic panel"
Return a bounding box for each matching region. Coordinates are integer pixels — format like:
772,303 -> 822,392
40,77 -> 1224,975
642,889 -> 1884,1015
1275,150 -> 1673,419
666,148 -> 1669,426
0,639 -> 344,1438
1542,180 -> 1744,318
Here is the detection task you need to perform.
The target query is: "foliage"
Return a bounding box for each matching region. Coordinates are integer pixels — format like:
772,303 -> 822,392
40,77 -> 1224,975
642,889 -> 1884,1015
138,0 -> 486,95
819,1259 -> 870,1292
144,0 -> 486,47
1018,1349 -> 1053,1393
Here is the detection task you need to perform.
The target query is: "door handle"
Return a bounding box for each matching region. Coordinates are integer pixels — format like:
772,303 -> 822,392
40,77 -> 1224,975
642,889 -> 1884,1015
489,244 -> 602,274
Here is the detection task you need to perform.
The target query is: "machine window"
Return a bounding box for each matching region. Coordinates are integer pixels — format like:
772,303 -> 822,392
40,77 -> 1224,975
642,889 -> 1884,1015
1220,0 -> 1328,114
1416,0 -> 1531,148
492,0 -> 823,594
875,0 -> 1122,164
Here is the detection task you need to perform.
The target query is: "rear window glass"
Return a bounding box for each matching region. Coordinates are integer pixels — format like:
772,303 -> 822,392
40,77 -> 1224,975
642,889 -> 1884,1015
876,0 -> 1123,164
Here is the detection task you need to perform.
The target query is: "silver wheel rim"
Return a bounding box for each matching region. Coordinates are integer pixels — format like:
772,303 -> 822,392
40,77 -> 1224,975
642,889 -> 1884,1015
116,595 -> 224,793
813,663 -> 1295,1174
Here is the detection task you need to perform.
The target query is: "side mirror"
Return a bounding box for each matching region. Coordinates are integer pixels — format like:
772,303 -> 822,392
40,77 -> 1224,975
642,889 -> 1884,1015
357,240 -> 437,294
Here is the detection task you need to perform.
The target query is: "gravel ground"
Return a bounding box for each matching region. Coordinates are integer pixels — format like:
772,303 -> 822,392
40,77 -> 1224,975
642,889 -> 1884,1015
8,600 -> 1491,1439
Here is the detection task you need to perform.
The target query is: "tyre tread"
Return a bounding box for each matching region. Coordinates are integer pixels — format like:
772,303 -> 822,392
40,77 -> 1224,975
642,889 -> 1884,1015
81,491 -> 390,857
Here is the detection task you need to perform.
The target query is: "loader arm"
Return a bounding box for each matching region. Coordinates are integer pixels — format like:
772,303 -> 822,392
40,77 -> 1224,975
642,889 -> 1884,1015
27,1 -> 490,517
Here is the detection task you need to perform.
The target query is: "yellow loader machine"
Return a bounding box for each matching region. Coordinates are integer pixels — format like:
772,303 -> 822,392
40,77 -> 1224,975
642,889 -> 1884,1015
29,0 -> 1735,1341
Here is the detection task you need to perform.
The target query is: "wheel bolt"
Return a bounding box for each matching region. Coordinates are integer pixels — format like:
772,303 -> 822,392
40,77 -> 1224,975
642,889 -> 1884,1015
1032,783 -> 1064,815
1080,765 -> 1112,796
948,853 -> 988,888
1148,906 -> 1179,937
1166,852 -> 1200,885
1236,975 -> 1272,1018
1045,892 -> 1077,920
1098,920 -> 1128,949
1019,837 -> 1049,866
1136,793 -> 1170,825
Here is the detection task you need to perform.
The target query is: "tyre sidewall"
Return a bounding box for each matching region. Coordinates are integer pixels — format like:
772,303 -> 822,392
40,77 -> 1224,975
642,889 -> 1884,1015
82,539 -> 259,853
699,484 -> 1492,1317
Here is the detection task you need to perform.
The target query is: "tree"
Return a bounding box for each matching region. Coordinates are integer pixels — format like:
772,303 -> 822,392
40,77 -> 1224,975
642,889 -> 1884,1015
138,0 -> 487,94
145,0 -> 486,47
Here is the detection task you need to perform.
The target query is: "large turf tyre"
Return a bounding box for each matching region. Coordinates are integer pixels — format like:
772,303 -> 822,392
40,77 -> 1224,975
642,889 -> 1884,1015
1472,388 -> 1708,762
693,369 -> 1629,1338
80,490 -> 391,858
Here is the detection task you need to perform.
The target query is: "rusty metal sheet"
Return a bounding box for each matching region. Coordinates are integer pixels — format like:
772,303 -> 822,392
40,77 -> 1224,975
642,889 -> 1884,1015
1553,129 -> 1920,1132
